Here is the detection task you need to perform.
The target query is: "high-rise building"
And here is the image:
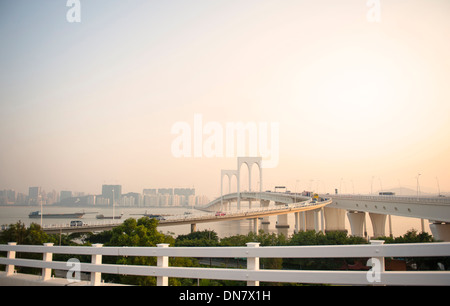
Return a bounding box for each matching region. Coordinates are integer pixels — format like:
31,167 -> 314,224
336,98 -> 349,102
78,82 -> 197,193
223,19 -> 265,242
143,189 -> 157,195
174,188 -> 195,197
0,190 -> 15,205
123,192 -> 142,206
60,191 -> 72,201
28,187 -> 41,205
102,185 -> 122,206
29,187 -> 41,199
158,188 -> 173,195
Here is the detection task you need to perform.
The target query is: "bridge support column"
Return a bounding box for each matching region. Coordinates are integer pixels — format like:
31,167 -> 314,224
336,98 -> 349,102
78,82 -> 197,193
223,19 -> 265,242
300,212 -> 306,231
252,218 -> 259,233
275,202 -> 289,228
276,214 -> 289,228
313,209 -> 325,233
321,208 -> 325,234
324,207 -> 347,233
294,212 -> 300,233
222,201 -> 228,212
304,211 -> 316,231
369,213 -> 386,238
260,200 -> 270,224
347,211 -> 366,238
191,223 -> 197,233
429,222 -> 450,242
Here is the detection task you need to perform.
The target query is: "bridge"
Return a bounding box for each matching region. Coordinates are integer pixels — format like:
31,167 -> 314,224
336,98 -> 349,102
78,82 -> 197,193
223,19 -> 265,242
203,157 -> 450,242
326,194 -> 450,242
42,193 -> 331,235
40,156 -> 450,242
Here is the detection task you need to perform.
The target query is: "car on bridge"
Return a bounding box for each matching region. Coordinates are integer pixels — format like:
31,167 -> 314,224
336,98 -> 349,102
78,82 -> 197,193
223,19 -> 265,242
215,211 -> 226,216
70,220 -> 86,227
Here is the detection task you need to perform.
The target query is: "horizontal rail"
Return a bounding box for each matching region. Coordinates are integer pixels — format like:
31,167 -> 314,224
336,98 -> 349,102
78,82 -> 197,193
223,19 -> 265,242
1,257 -> 449,286
1,242 -> 449,258
1,241 -> 450,286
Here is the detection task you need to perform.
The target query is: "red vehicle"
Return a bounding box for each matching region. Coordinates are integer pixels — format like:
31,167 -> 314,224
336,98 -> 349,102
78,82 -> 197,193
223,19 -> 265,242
215,212 -> 226,216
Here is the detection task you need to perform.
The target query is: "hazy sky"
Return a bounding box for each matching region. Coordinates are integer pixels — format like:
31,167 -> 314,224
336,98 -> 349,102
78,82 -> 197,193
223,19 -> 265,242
1,0 -> 449,198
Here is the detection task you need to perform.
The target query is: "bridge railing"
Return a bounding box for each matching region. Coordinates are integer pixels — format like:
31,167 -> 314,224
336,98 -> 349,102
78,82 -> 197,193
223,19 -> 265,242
204,191 -> 311,209
1,240 -> 450,286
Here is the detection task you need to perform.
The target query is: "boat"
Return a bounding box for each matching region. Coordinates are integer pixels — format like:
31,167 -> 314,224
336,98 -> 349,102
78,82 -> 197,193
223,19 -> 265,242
96,213 -> 123,220
28,211 -> 85,219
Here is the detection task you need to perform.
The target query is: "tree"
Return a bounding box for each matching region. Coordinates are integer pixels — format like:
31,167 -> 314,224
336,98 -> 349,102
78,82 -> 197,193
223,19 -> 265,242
286,231 -> 367,272
87,217 -> 199,286
0,221 -> 56,245
175,230 -> 219,247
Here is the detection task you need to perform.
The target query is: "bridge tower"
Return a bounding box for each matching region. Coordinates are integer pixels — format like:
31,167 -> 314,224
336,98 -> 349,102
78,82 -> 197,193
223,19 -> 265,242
221,170 -> 238,211
236,157 -> 262,210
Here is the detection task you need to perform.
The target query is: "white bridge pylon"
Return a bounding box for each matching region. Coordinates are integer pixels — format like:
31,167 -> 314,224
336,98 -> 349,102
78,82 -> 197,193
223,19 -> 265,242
221,157 -> 263,211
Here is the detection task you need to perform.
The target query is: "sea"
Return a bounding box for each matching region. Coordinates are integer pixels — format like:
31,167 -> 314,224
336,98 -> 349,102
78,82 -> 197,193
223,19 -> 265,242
0,205 -> 431,239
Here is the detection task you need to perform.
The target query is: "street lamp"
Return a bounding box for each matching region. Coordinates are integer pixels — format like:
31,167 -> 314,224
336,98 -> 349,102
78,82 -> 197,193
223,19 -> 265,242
112,189 -> 115,220
371,176 -> 375,195
436,177 -> 441,197
416,173 -> 421,198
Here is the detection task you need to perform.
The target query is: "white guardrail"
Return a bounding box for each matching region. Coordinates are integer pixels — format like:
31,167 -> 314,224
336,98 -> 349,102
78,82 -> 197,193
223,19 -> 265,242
1,241 -> 450,286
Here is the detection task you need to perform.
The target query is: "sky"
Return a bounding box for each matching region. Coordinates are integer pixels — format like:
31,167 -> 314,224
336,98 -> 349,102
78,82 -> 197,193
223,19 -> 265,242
0,0 -> 449,199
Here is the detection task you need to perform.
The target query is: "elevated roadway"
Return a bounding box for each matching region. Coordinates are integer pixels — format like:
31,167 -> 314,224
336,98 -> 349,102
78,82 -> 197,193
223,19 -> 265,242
42,193 -> 331,235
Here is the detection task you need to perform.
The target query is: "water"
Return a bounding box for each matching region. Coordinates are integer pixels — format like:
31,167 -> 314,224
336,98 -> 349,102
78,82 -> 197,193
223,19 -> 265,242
0,205 -> 431,239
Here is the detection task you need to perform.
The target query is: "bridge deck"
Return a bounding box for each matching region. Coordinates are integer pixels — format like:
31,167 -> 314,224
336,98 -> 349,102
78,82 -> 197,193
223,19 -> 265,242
42,197 -> 330,234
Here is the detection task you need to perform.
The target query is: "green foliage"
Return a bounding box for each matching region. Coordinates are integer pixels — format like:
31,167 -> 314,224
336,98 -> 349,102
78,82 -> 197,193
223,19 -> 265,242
0,221 -> 59,275
219,230 -> 287,246
0,221 -> 56,245
175,230 -> 219,246
377,229 -> 434,244
284,231 -> 368,272
107,217 -> 172,246
289,230 -> 367,246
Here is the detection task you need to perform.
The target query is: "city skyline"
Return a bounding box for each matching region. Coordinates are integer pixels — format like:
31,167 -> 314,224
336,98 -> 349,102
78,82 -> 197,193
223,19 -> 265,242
1,1 -> 449,200
0,184 -> 207,206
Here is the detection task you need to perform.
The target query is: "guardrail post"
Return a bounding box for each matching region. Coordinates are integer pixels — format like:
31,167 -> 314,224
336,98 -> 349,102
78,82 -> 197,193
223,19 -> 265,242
42,243 -> 54,281
367,240 -> 385,284
157,244 -> 170,286
370,240 -> 385,271
6,242 -> 17,276
91,244 -> 103,286
246,242 -> 260,286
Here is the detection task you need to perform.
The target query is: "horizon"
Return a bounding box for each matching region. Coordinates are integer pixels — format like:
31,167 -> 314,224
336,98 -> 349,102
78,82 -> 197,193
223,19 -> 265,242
1,1 -> 449,200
